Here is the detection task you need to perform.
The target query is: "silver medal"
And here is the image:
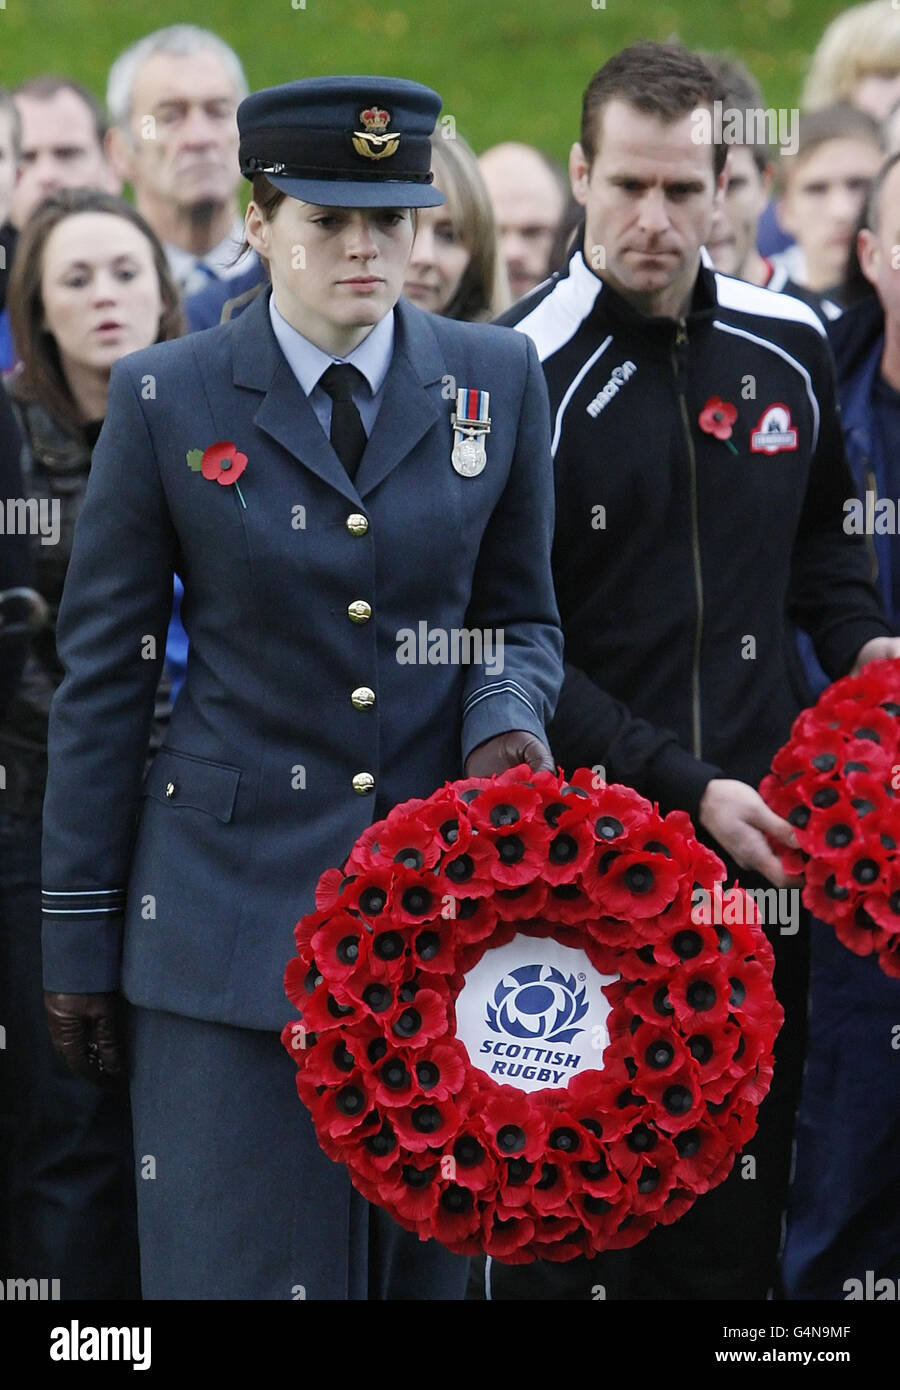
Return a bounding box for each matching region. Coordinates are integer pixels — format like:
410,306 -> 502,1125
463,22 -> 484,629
451,435 -> 487,477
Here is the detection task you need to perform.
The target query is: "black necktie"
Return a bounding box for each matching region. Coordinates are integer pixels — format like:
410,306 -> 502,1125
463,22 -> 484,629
319,364 -> 367,479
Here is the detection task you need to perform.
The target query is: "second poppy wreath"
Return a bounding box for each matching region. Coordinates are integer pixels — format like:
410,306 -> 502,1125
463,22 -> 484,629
282,764 -> 782,1261
760,657 -> 900,979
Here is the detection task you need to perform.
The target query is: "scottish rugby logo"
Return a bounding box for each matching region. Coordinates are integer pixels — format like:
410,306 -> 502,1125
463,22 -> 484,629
485,964 -> 589,1044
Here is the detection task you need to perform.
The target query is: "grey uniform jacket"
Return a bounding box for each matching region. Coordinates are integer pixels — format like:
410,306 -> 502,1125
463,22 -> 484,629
40,287 -> 563,1029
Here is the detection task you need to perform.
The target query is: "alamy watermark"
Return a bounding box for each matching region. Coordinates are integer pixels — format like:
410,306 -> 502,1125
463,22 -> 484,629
691,883 -> 799,935
0,497 -> 60,545
692,101 -> 799,156
0,1276 -> 60,1299
395,623 -> 504,676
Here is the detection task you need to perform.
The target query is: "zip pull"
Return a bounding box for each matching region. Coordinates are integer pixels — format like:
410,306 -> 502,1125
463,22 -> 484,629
672,317 -> 689,390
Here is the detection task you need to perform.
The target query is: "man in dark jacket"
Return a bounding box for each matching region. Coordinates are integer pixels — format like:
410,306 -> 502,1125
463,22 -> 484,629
782,150 -> 900,1301
471,41 -> 900,1302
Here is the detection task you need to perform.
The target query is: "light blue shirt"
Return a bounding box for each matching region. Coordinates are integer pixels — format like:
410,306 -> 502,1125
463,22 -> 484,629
267,292 -> 395,438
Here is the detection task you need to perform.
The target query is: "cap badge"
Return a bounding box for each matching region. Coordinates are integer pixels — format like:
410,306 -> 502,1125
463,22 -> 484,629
352,105 -> 400,160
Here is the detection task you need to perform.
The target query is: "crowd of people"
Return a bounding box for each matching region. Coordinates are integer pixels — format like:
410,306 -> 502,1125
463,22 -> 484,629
0,1 -> 898,1303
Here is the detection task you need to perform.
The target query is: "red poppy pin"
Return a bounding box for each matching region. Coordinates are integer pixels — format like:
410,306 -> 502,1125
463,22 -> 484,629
698,397 -> 738,455
186,441 -> 248,508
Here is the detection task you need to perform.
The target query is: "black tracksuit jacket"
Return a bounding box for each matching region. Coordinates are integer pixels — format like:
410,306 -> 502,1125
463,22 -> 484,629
500,252 -> 893,821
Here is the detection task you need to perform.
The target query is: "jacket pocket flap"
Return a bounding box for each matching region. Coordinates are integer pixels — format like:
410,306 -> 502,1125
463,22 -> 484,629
143,749 -> 241,823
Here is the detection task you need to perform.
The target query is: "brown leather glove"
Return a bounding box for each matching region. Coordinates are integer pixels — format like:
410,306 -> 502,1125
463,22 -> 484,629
44,991 -> 127,1088
464,729 -> 555,778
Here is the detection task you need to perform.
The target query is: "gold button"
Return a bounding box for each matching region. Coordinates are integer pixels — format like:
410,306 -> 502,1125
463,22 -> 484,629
165,781 -> 176,798
351,686 -> 375,710
346,513 -> 368,536
352,772 -> 375,795
348,599 -> 372,624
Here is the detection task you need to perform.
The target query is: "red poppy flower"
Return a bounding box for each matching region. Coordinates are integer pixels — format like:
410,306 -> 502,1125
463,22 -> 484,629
860,859 -> 900,934
340,948 -> 403,1004
669,967 -> 730,1027
389,867 -> 442,926
311,912 -> 368,984
482,1208 -> 537,1260
804,799 -> 863,861
698,396 -> 737,440
386,986 -> 448,1049
832,898 -> 888,957
484,1089 -> 548,1163
200,440 -> 248,485
351,1120 -> 402,1182
434,834 -> 497,900
576,1190 -> 636,1244
597,850 -> 682,919
314,867 -> 353,912
492,878 -> 549,921
391,1096 -> 462,1152
466,781 -> 543,833
612,940 -> 668,982
670,1118 -> 734,1193
581,782 -> 652,842
448,894 -> 499,944
343,821 -> 384,873
408,921 -> 456,973
654,919 -> 721,970
630,1020 -> 692,1081
529,1214 -> 586,1257
488,823 -> 550,887
408,1039 -> 468,1101
543,819 -> 595,884
440,1123 -> 499,1193
641,1064 -> 705,1132
803,726 -> 858,777
301,1034 -> 364,1087
451,776 -> 493,809
314,1071 -> 375,1139
293,973 -> 359,1034
430,1182 -> 484,1245
377,815 -> 444,872
381,1154 -> 442,1223
545,882 -> 598,924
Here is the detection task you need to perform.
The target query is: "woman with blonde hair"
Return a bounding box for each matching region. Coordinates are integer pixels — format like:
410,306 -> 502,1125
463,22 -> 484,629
403,130 -> 511,321
803,0 -> 900,120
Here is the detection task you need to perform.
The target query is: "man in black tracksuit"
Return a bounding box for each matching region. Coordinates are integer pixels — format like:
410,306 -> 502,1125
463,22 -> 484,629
469,42 -> 900,1301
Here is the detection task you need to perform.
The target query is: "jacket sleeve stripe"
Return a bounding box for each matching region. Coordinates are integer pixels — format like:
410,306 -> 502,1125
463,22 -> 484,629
550,335 -> 614,458
462,680 -> 538,719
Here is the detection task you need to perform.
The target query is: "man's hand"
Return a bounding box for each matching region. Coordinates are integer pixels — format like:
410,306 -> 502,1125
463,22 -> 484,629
851,636 -> 900,675
465,730 -> 555,778
44,991 -> 126,1088
698,778 -> 802,888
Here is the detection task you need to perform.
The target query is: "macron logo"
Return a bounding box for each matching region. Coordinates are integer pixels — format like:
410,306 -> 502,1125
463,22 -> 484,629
50,1322 -> 151,1371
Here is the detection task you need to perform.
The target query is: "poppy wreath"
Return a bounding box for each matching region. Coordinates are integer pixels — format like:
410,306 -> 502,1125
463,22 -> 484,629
281,764 -> 782,1262
760,658 -> 900,978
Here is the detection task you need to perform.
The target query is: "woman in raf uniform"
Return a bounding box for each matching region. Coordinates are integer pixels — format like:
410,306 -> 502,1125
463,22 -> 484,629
39,76 -> 563,1300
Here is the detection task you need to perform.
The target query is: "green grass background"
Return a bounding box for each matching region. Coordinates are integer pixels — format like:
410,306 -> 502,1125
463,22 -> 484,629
0,0 -> 856,163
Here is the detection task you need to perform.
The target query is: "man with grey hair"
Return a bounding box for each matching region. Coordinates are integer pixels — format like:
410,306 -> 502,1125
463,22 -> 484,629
105,25 -> 250,296
479,142 -> 568,300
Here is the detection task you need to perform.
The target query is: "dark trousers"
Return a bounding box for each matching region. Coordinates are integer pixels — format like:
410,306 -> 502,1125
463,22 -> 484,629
781,924 -> 900,1299
0,811 -> 140,1299
468,868 -> 810,1300
126,1003 -> 471,1299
